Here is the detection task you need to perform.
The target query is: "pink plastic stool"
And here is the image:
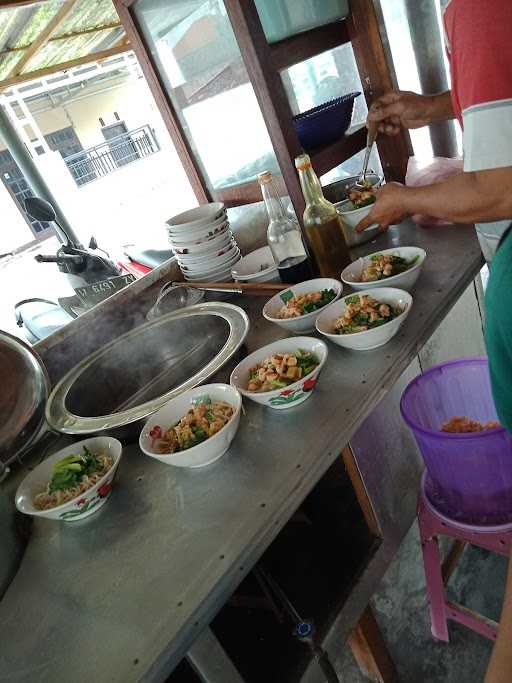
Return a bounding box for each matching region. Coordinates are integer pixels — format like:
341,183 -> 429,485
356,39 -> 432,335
418,472 -> 512,642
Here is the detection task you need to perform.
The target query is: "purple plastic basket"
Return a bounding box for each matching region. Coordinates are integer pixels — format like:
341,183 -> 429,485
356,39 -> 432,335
400,357 -> 512,525
293,92 -> 360,150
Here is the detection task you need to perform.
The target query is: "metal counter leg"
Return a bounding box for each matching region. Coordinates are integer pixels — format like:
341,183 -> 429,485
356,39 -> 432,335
186,627 -> 247,683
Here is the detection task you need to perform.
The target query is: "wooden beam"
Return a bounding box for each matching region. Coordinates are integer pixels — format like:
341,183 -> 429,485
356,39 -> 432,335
218,174 -> 287,208
346,0 -> 412,182
224,0 -> 305,222
341,445 -> 380,538
442,540 -> 466,585
347,606 -> 398,683
0,44 -> 131,90
270,20 -> 350,72
0,22 -> 123,58
9,0 -> 79,78
311,125 -> 367,179
0,1 -> 47,8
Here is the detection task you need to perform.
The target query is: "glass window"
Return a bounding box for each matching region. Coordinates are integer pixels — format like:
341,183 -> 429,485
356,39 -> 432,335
133,0 -> 280,193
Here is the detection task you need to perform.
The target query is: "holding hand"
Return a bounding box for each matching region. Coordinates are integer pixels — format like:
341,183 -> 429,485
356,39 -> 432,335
368,91 -> 433,136
355,183 -> 409,233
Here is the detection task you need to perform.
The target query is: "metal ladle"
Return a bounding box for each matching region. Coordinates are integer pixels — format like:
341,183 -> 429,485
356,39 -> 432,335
355,120 -> 378,189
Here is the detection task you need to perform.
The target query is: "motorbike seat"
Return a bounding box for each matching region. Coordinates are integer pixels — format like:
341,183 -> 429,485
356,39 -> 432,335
125,247 -> 174,269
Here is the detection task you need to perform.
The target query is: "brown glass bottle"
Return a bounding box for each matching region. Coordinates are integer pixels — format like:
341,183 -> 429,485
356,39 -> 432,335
295,153 -> 351,279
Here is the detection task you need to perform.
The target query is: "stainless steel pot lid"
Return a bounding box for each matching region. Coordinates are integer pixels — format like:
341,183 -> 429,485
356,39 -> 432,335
46,302 -> 249,435
0,331 -> 50,466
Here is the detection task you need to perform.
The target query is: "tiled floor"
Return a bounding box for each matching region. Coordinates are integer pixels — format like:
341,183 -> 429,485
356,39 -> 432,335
335,522 -> 507,682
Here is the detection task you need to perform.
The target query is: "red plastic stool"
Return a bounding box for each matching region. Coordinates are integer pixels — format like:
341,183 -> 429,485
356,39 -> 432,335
418,472 -> 512,642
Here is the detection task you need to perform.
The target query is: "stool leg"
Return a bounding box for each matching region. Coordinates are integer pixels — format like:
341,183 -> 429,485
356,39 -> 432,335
418,514 -> 449,642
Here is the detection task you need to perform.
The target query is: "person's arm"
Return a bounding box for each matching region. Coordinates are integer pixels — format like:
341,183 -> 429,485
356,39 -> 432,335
486,553 -> 512,683
355,166 -> 512,232
367,90 -> 454,136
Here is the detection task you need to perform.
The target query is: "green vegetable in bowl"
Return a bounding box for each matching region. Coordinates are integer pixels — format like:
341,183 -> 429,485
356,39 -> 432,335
48,446 -> 100,493
277,288 -> 337,318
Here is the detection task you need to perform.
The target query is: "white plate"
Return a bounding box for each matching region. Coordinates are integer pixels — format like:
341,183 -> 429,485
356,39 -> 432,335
230,337 -> 328,410
341,246 -> 426,292
140,384 -> 241,467
167,215 -> 229,242
262,278 -> 343,333
316,287 -> 412,351
181,251 -> 241,279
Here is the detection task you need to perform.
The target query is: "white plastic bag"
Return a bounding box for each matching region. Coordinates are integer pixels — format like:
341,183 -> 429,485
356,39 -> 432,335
406,156 -> 463,226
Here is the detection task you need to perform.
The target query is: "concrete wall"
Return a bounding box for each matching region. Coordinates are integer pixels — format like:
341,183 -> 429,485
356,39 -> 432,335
30,75 -> 163,150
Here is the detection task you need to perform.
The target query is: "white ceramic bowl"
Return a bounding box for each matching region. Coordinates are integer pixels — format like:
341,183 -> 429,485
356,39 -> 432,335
166,202 -> 226,232
262,278 -> 343,334
231,246 -> 279,283
341,247 -> 426,292
230,337 -> 328,410
167,213 -> 228,240
169,220 -> 230,247
172,229 -> 232,255
316,287 -> 412,351
15,436 -> 122,522
139,384 -> 242,467
336,198 -> 378,233
177,241 -> 237,265
180,247 -> 240,276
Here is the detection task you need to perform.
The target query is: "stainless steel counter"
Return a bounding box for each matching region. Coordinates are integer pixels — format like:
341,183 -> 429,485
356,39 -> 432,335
0,220 -> 484,683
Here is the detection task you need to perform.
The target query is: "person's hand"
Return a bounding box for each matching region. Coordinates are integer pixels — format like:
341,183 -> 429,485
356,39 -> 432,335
368,91 -> 432,136
355,183 -> 409,233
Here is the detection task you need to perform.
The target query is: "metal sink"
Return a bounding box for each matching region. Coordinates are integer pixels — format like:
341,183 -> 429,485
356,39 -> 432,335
46,302 -> 249,438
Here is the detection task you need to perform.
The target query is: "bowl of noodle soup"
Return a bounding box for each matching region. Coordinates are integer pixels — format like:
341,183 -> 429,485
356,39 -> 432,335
15,436 -> 122,522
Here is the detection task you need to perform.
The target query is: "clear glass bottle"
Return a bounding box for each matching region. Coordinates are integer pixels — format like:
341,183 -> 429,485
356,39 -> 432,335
258,170 -> 313,284
295,153 -> 351,278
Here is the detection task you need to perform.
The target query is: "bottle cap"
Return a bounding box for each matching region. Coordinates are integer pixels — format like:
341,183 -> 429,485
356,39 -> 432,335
257,170 -> 273,185
294,154 -> 311,171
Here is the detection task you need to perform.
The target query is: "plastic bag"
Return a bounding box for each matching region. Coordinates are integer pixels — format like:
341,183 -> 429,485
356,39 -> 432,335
406,156 -> 463,226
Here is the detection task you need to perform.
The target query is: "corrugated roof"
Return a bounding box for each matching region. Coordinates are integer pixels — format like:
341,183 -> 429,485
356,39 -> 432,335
0,0 -> 129,90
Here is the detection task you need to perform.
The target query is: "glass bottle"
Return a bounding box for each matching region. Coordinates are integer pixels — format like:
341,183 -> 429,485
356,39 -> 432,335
258,170 -> 313,284
295,153 -> 351,278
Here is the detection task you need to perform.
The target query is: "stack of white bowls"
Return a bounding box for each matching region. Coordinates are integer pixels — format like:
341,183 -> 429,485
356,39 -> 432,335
166,202 -> 241,282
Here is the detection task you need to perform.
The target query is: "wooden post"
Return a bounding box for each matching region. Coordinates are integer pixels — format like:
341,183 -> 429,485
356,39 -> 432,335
348,605 -> 398,683
347,0 -> 412,182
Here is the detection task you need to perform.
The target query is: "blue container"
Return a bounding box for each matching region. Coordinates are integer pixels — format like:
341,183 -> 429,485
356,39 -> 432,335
292,92 -> 360,151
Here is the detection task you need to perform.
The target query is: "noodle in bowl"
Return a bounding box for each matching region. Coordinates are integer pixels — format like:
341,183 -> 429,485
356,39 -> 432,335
15,437 -> 122,522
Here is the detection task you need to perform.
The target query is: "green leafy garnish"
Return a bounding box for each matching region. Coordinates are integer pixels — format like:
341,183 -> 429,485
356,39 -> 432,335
280,290 -> 293,304
48,446 -> 99,493
345,294 -> 360,305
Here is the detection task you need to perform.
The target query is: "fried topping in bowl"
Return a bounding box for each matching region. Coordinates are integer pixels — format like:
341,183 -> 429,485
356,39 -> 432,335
361,253 -> 419,282
347,183 -> 376,210
247,350 -> 319,393
276,289 -> 336,319
150,397 -> 234,454
441,416 -> 501,433
334,294 -> 402,335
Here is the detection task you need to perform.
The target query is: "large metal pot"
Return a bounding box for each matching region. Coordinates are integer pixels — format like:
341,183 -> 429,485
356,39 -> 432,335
46,302 -> 249,441
0,331 -> 50,473
323,173 -> 382,247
